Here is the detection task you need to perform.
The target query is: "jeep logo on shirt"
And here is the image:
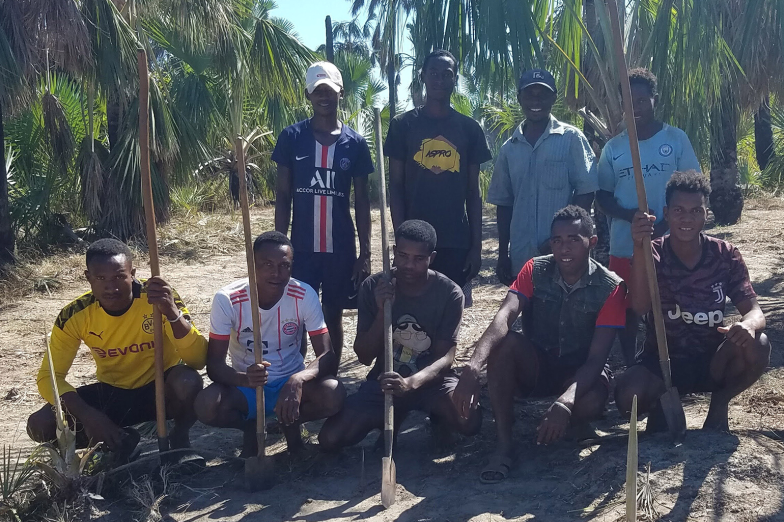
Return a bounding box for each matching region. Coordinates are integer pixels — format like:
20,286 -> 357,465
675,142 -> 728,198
668,304 -> 723,327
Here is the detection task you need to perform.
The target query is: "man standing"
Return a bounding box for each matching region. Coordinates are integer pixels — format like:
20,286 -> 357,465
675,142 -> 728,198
319,220 -> 481,451
452,207 -> 625,483
194,232 -> 345,456
615,171 -> 769,431
488,69 -> 598,285
384,49 -> 492,291
596,68 -> 700,365
274,61 -> 373,362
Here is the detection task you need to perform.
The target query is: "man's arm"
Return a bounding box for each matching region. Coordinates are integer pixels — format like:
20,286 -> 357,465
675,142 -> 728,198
628,211 -> 656,316
572,192 -> 595,213
353,176 -> 372,284
596,189 -> 636,223
388,158 -> 406,232
496,205 -> 514,285
274,164 -> 292,234
408,341 -> 456,390
719,298 -> 766,349
353,277 -> 394,366
464,163 -> 484,280
206,338 -> 253,388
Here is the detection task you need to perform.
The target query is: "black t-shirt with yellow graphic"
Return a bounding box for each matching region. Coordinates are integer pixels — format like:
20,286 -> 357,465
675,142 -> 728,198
384,107 -> 492,249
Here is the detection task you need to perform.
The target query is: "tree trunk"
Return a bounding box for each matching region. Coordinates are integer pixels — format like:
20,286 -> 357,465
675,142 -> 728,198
0,100 -> 15,266
710,85 -> 743,224
755,95 -> 774,170
325,16 -> 334,63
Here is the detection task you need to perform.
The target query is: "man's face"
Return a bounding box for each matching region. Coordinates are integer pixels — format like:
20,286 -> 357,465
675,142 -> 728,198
254,243 -> 293,297
422,56 -> 457,102
663,190 -> 707,242
393,238 -> 435,284
630,82 -> 657,127
306,84 -> 342,117
85,255 -> 136,312
518,84 -> 556,123
549,219 -> 596,277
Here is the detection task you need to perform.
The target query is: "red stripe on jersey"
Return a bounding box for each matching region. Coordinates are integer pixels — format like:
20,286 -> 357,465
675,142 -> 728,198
209,333 -> 230,340
308,327 -> 329,336
319,195 -> 328,251
287,286 -> 306,296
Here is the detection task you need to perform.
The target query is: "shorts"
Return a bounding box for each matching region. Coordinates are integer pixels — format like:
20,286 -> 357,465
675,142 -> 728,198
520,344 -> 612,398
74,366 -> 177,427
345,371 -> 458,417
293,251 -> 358,309
430,247 -> 469,288
238,376 -> 291,420
637,349 -> 718,394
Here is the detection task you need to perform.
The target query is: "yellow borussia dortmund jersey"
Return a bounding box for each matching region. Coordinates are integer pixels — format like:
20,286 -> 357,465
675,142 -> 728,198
37,279 -> 207,405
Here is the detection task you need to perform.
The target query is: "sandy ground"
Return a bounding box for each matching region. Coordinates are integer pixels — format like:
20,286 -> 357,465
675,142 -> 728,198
1,200 -> 784,521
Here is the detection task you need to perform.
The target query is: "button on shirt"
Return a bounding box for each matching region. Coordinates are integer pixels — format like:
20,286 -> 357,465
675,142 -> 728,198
487,115 -> 598,274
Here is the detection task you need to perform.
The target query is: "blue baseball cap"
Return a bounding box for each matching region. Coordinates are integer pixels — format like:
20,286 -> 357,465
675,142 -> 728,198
518,69 -> 556,93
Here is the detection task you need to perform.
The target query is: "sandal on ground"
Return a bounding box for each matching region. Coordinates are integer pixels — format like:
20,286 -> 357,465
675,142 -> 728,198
479,454 -> 515,484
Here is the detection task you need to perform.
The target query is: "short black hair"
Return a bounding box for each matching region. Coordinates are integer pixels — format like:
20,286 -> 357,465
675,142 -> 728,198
551,205 -> 594,237
628,67 -> 658,97
395,220 -> 437,252
253,230 -> 293,252
665,170 -> 711,205
86,238 -> 133,268
421,49 -> 457,74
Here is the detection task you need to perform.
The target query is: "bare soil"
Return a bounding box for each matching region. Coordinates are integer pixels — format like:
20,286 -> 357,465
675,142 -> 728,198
2,200 -> 784,521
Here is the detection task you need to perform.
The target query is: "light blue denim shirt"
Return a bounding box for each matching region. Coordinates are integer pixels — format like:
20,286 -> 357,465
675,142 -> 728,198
488,115 -> 598,274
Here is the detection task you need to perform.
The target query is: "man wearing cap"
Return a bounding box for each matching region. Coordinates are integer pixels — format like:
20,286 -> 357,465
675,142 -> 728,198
384,49 -> 492,296
487,68 -> 598,286
274,61 -> 374,364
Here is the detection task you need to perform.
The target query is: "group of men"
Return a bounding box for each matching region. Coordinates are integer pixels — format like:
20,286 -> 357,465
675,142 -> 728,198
27,50 -> 770,485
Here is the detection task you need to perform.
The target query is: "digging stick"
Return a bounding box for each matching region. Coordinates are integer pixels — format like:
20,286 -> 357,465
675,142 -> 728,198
237,134 -> 275,491
374,108 -> 396,509
137,49 -> 168,455
626,395 -> 638,521
605,0 -> 687,443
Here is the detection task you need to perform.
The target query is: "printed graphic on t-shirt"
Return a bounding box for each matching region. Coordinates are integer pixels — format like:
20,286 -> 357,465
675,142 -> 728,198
413,136 -> 460,174
393,313 -> 432,377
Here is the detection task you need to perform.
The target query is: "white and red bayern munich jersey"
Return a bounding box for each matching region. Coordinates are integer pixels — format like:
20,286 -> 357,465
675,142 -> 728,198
209,277 -> 328,381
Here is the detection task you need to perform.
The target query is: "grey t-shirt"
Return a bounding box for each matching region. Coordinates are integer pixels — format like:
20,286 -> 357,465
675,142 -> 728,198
358,270 -> 464,379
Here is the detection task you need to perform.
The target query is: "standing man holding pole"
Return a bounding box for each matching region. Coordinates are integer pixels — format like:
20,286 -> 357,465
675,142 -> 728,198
384,49 -> 492,295
274,61 -> 374,363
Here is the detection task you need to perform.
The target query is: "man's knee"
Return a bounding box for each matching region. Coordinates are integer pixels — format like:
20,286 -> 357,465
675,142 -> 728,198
487,333 -> 520,377
167,366 -> 204,403
194,385 -> 224,426
751,332 -> 771,371
27,405 -> 56,443
317,378 -> 346,418
317,417 -> 346,452
614,366 -> 657,414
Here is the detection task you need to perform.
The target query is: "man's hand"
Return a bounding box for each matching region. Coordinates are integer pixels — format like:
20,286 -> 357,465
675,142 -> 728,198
463,246 -> 482,282
352,253 -> 371,289
374,277 -> 395,309
379,372 -> 413,397
536,402 -> 571,445
145,276 -> 179,320
246,361 -> 271,388
81,409 -> 125,450
275,375 -> 303,426
631,211 -> 656,247
496,255 -> 514,286
718,322 -> 756,349
452,366 -> 481,419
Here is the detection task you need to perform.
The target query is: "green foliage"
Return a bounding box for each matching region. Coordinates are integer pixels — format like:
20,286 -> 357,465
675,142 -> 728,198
0,446 -> 38,511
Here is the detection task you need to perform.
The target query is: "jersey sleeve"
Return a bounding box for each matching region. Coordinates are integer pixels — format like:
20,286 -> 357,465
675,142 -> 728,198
271,128 -> 293,169
353,136 -> 374,177
597,143 -> 617,192
356,276 -> 378,333
434,283 -> 465,342
303,287 -> 328,336
37,310 -> 83,404
676,131 -> 702,172
383,116 -> 406,161
726,246 -> 757,305
509,259 -> 535,298
487,144 -> 514,207
469,119 -> 493,165
166,286 -> 207,370
209,291 -> 235,341
595,283 -> 627,328
569,132 -> 599,195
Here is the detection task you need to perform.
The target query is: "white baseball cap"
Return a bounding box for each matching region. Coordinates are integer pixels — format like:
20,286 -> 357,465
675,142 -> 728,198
306,61 -> 343,94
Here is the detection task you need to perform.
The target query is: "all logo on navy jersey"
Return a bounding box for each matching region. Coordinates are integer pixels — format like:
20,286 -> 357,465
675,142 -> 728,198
310,170 -> 337,189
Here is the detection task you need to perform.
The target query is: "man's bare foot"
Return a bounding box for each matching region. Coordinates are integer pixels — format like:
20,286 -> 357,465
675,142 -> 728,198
702,398 -> 730,431
169,426 -> 191,450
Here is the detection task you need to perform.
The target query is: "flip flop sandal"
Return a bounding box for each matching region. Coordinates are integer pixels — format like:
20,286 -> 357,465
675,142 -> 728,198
479,454 -> 515,484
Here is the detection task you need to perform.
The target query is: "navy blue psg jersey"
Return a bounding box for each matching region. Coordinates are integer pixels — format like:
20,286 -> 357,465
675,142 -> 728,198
272,119 -> 374,255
